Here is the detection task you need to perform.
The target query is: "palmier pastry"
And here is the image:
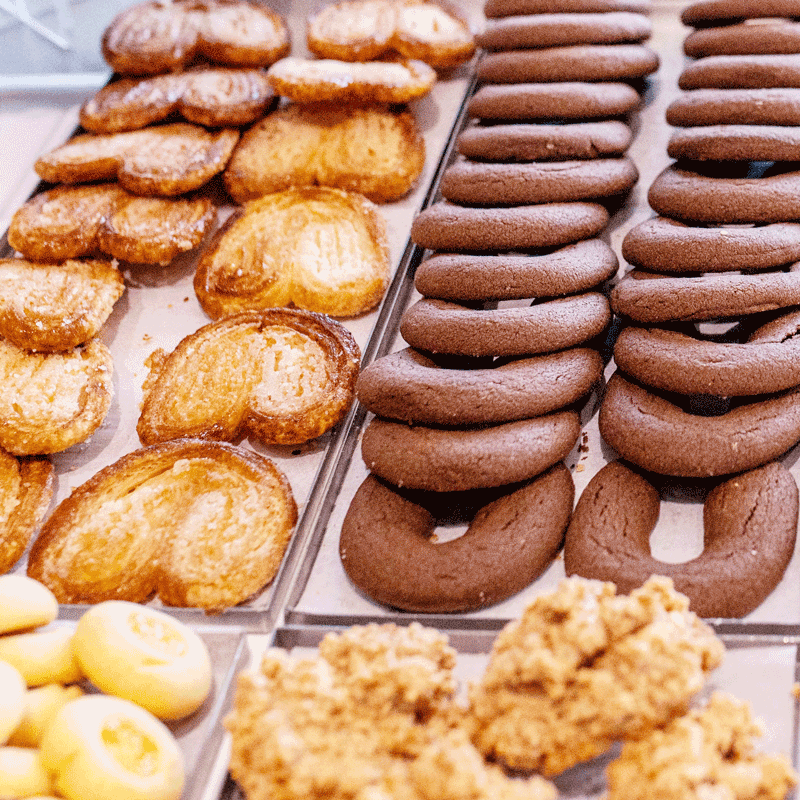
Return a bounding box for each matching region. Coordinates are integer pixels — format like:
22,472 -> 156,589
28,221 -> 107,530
224,104 -> 425,204
137,309 -> 360,447
8,184 -> 214,265
306,0 -> 476,68
0,258 -> 124,352
0,451 -> 53,575
34,123 -> 239,196
0,338 -> 113,456
27,438 -> 297,611
79,68 -> 277,133
195,187 -> 390,319
266,57 -> 436,104
101,0 -> 290,76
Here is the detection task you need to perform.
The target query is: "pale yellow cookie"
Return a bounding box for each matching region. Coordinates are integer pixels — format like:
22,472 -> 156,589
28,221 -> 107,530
0,746 -> 54,798
0,626 -> 82,686
73,601 -> 212,720
0,575 -> 58,635
0,661 -> 26,744
7,683 -> 84,747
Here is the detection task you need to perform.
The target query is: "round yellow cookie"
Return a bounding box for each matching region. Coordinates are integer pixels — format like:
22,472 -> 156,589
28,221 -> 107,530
0,746 -> 54,798
0,576 -> 57,635
0,660 -> 26,744
39,694 -> 185,800
0,626 -> 82,686
73,601 -> 212,720
7,683 -> 84,747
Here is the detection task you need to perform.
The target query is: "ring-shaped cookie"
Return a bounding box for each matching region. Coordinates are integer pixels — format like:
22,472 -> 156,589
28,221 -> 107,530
477,44 -> 659,83
684,21 -> 800,58
613,311 -> 800,396
440,157 -> 638,206
679,54 -> 800,90
356,347 -> 602,425
648,163 -> 800,224
668,124 -> 800,161
622,216 -> 800,272
361,410 -> 581,491
340,463 -> 574,612
564,460 -> 798,618
415,239 -> 618,301
400,294 -> 611,357
599,371 -> 800,476
468,82 -> 641,121
410,201 -> 610,252
611,270 -> 800,322
666,88 -> 800,126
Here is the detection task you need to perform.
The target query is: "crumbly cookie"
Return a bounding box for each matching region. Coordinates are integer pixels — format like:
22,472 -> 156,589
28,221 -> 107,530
465,576 -> 725,776
679,54 -> 800,90
666,87 -> 800,126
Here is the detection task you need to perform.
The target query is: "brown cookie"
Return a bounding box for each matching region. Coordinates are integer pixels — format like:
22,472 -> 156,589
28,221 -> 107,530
681,0 -> 800,26
679,54 -> 800,90
613,310 -> 800,396
668,124 -> 800,161
622,216 -> 800,272
468,81 -> 642,120
339,464 -> 574,613
599,371 -> 800,476
485,0 -> 653,16
439,156 -> 638,205
410,201 -> 610,252
684,20 -> 800,58
478,44 -> 659,84
356,346 -> 602,425
666,87 -> 800,126
648,163 -> 800,224
414,239 -> 618,301
477,12 -> 652,51
611,269 -> 800,322
563,459 -> 798,618
456,120 -> 633,161
361,410 -> 581,491
400,294 -> 611,356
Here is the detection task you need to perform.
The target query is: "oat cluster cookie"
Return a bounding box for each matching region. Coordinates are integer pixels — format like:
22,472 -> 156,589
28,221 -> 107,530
465,576 -> 725,776
606,692 -> 798,800
225,622 -> 557,800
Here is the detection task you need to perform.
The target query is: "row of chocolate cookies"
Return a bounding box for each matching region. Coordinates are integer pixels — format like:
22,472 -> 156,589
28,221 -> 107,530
337,0 -> 659,614
565,0 -> 800,619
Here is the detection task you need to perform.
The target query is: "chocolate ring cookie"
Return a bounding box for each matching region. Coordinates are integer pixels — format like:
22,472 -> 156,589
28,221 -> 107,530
415,239 -> 618,301
361,411 -> 581,491
666,88 -> 800,126
477,12 -> 652,51
356,347 -> 603,425
621,217 -> 800,272
410,201 -> 609,252
439,157 -> 638,206
679,54 -> 800,90
468,82 -> 641,121
457,120 -> 633,162
611,270 -> 800,322
477,44 -> 659,84
400,294 -> 611,357
668,124 -> 800,161
563,460 -> 798,618
648,163 -> 800,224
681,0 -> 800,26
613,311 -> 800,396
599,371 -> 800,476
339,463 -> 574,612
684,21 -> 800,58
485,0 -> 653,17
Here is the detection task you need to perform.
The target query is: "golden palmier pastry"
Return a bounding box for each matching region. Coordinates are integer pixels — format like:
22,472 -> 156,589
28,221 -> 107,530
8,184 -> 214,265
0,338 -> 113,456
137,309 -> 360,447
266,56 -> 436,104
102,0 -> 290,76
0,258 -> 124,352
307,0 -> 476,68
34,123 -> 239,196
79,68 -> 277,133
27,438 -> 297,611
0,451 -> 53,575
195,187 -> 390,319
224,104 -> 425,203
